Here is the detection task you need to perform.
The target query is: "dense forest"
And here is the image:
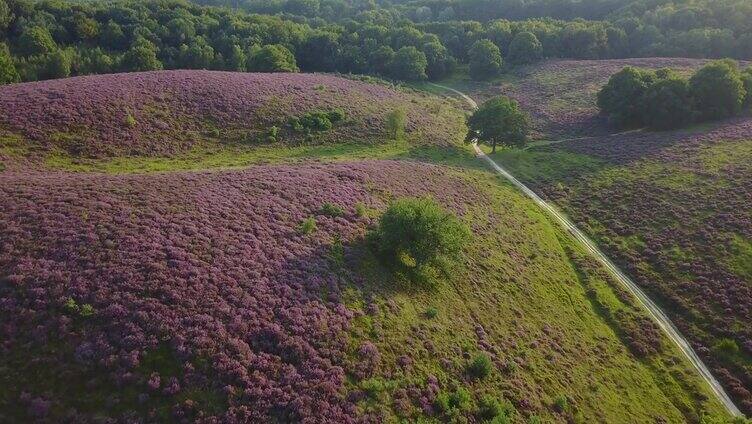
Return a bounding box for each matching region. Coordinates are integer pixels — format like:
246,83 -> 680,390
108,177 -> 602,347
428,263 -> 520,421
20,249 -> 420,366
0,0 -> 751,85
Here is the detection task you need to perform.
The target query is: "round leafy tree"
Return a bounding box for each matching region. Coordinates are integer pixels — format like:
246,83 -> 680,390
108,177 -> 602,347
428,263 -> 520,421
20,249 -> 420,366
389,46 -> 428,81
596,66 -> 656,128
642,72 -> 694,130
248,44 -> 299,73
689,59 -> 745,121
18,26 -> 57,57
372,197 -> 471,287
507,31 -> 542,65
466,96 -> 529,152
468,39 -> 502,80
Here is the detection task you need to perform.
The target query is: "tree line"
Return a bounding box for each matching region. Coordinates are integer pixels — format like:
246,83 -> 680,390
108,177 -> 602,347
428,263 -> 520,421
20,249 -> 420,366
1,0 -> 752,86
598,60 -> 752,130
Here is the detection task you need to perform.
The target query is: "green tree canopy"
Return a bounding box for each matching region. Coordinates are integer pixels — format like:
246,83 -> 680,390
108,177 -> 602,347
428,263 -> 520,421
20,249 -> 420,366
371,197 -> 471,287
642,71 -> 694,130
0,43 -> 19,84
507,31 -> 542,65
466,96 -> 529,152
247,44 -> 299,72
121,40 -> 163,72
389,46 -> 427,81
18,26 -> 57,57
689,59 -> 745,120
468,39 -> 502,80
596,66 -> 656,128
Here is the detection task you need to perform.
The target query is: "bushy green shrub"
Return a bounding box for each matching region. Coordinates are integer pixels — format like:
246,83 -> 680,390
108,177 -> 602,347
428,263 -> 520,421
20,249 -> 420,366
371,197 -> 471,287
690,59 -> 745,120
320,202 -> 345,217
478,395 -> 515,422
435,387 -> 472,414
424,306 -> 438,319
299,217 -> 317,234
386,107 -> 407,140
290,109 -> 345,133
642,71 -> 694,130
467,353 -> 493,379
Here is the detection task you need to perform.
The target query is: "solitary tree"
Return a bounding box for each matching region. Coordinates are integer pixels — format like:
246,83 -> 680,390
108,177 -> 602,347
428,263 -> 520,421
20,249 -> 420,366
466,96 -> 529,152
468,39 -> 502,80
689,59 -> 745,121
507,31 -> 542,65
371,197 -> 471,287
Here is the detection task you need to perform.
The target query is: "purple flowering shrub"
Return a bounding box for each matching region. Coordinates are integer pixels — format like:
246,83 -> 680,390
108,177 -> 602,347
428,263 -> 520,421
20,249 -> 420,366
0,71 -> 461,159
519,116 -> 752,414
0,160 -> 483,422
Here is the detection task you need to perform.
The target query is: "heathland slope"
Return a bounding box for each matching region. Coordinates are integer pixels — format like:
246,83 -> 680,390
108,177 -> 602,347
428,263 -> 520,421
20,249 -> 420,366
0,71 -> 463,163
494,105 -> 752,415
472,58 -> 712,140
0,161 -> 730,422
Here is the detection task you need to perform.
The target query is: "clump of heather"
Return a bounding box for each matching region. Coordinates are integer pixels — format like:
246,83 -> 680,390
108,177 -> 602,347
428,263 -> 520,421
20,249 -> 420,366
0,160 -> 484,422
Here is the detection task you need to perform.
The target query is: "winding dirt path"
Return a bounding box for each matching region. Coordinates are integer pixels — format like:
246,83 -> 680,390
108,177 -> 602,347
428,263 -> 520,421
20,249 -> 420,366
428,82 -> 743,418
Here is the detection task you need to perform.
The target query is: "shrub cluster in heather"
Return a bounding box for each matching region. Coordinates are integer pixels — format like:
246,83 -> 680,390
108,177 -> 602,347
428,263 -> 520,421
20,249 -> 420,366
0,161 -> 484,422
598,59 -> 752,130
0,71 -> 457,158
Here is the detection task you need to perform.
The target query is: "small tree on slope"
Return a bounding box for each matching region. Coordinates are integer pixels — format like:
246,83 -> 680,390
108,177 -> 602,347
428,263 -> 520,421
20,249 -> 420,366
466,96 -> 529,152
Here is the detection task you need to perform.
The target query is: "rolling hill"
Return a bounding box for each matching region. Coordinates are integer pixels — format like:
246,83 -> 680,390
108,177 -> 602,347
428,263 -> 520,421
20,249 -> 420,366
0,71 -> 464,169
469,58 -> 712,140
485,58 -> 752,415
0,71 -> 735,422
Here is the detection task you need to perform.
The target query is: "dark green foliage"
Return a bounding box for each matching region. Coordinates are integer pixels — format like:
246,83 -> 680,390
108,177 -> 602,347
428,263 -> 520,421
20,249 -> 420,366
469,39 -> 502,80
121,40 -> 163,72
467,96 -> 529,152
389,46 -> 427,81
689,60 -> 746,120
0,43 -> 19,84
642,72 -> 694,130
553,394 -> 569,412
467,353 -> 493,379
177,37 -> 216,69
714,338 -> 740,358
422,41 -> 455,80
600,60 -> 749,131
290,109 -> 343,133
507,31 -> 542,65
38,50 -> 72,80
478,395 -> 515,422
435,387 -> 472,414
424,306 -> 438,319
371,197 -> 471,287
742,67 -> 752,108
17,26 -> 57,57
596,66 -> 656,128
248,44 -> 298,73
